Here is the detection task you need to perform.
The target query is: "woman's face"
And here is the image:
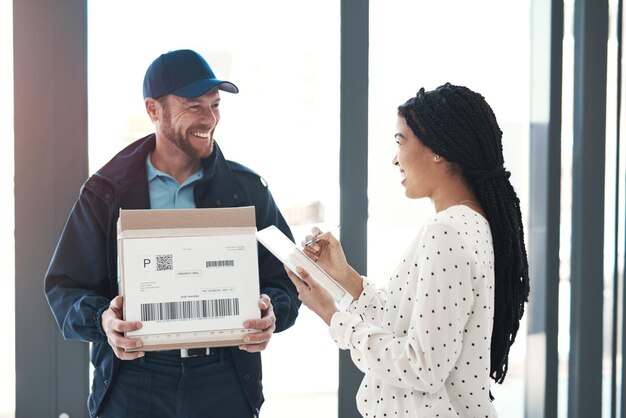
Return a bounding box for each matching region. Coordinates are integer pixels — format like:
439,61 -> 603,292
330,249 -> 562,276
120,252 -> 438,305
392,116 -> 440,199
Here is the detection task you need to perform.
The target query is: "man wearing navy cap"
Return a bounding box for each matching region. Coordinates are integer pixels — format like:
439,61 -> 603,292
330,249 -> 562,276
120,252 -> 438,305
44,49 -> 300,418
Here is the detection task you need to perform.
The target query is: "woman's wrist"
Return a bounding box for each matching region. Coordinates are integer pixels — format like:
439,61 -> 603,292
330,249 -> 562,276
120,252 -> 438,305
323,307 -> 339,326
341,266 -> 364,299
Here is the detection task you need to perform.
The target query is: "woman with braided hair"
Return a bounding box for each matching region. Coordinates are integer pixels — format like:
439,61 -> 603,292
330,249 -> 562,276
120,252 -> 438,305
285,83 -> 529,417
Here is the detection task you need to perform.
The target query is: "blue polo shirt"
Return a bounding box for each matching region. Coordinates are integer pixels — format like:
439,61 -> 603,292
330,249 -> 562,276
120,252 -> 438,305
146,153 -> 204,209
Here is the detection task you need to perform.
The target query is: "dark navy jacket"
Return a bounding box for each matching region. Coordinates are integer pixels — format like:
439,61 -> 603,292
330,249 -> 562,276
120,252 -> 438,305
44,135 -> 300,417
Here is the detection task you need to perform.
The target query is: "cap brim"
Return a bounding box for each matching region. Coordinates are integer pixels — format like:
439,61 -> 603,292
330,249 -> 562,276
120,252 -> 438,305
172,78 -> 239,98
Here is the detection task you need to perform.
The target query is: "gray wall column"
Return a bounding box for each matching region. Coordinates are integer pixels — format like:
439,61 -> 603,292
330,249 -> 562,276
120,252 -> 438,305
568,0 -> 608,417
13,0 -> 89,417
525,0 -> 563,417
339,0 -> 368,417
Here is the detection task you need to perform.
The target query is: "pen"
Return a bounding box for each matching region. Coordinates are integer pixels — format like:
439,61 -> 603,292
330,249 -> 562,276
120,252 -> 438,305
303,225 -> 341,247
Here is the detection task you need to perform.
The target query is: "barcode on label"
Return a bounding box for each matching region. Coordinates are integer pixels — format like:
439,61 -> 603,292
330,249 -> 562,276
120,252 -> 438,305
206,259 -> 235,268
156,254 -> 173,271
140,298 -> 240,322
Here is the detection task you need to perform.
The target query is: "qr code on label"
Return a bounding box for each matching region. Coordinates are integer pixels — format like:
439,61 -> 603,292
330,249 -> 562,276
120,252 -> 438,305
156,254 -> 173,271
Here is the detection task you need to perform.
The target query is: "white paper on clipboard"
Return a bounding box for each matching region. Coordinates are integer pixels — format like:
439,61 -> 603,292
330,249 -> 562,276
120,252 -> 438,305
255,225 -> 353,310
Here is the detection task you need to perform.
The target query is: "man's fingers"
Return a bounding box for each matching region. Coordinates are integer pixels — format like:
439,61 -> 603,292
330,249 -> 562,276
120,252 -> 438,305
244,329 -> 274,344
108,317 -> 142,333
109,296 -> 124,317
110,295 -> 123,308
239,328 -> 275,352
245,315 -> 274,330
108,332 -> 143,350
118,320 -> 143,333
239,341 -> 269,353
259,294 -> 271,310
112,346 -> 145,360
239,293 -> 277,352
245,304 -> 276,329
108,330 -> 143,348
239,311 -> 276,352
102,297 -> 146,360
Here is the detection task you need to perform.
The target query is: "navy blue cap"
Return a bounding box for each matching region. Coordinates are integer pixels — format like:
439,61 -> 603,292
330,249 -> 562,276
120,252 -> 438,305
143,49 -> 239,99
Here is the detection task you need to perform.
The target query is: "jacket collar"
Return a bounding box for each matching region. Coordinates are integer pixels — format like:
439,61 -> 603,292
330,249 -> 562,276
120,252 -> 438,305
93,134 -> 247,209
194,141 -> 248,208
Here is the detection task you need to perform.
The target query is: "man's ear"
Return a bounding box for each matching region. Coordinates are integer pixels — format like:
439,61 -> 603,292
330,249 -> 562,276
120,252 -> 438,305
145,98 -> 159,123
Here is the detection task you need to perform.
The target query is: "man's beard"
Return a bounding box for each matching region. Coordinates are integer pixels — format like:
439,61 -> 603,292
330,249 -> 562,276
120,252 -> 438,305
160,105 -> 213,159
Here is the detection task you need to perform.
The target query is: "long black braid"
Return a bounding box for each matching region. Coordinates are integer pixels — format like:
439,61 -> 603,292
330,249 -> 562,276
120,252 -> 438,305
398,83 -> 530,385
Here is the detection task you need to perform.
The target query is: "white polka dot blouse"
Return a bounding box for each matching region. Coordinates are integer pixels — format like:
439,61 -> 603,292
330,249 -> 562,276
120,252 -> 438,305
329,205 -> 498,417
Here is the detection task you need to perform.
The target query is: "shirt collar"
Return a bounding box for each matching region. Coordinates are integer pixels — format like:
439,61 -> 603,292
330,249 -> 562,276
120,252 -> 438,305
145,152 -> 204,186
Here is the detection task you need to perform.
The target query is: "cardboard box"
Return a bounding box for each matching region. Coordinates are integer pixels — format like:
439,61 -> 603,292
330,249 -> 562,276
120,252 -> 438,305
117,206 -> 261,351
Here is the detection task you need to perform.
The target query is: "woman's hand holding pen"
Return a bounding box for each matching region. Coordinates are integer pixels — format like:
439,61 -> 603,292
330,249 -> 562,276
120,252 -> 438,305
301,227 -> 364,299
287,227 -> 365,325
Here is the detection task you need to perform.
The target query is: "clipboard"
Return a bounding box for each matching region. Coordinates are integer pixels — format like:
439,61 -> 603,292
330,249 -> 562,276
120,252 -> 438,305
255,225 -> 353,310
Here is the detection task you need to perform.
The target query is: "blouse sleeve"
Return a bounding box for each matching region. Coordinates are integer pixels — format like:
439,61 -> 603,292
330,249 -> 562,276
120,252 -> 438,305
328,221 -> 475,392
346,277 -> 388,323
